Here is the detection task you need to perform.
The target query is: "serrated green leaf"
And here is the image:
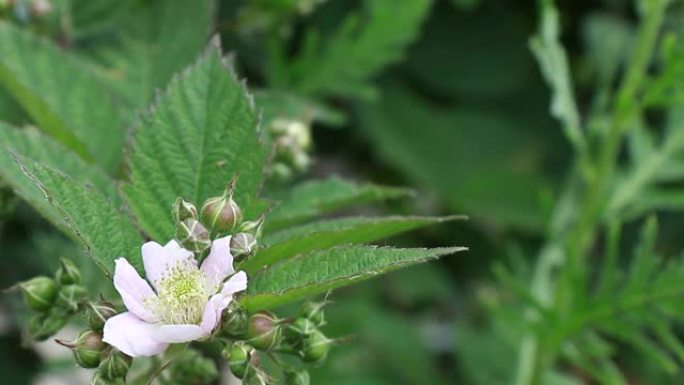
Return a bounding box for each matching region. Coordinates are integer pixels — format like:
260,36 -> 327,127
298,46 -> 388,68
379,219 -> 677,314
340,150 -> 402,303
0,123 -> 119,233
123,41 -> 266,242
0,22 -> 125,173
266,177 -> 413,231
13,155 -> 143,274
245,215 -> 465,273
269,0 -> 432,99
87,0 -> 214,109
241,245 -> 465,310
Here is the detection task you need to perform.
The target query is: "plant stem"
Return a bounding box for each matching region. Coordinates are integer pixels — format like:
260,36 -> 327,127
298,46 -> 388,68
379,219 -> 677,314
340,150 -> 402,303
514,1 -> 668,384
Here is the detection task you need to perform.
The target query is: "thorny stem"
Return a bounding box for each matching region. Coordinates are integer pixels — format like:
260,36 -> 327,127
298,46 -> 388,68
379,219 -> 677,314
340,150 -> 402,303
514,1 -> 669,384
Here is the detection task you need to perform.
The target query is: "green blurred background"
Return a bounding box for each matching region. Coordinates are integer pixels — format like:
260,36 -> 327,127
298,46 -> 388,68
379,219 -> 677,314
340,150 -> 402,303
1,0 -> 680,384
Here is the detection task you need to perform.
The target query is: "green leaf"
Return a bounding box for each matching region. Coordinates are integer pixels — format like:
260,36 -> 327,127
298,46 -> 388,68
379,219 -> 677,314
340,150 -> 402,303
241,245 -> 465,310
87,0 -> 214,108
0,123 -> 119,234
266,177 -> 413,231
268,0 -> 432,99
530,0 -> 584,151
123,40 -> 266,242
13,155 -> 143,274
0,22 -> 126,173
245,215 -> 465,273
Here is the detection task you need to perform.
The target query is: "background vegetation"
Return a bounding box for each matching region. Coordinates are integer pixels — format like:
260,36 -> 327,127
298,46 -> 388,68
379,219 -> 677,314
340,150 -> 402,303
2,0 -> 684,384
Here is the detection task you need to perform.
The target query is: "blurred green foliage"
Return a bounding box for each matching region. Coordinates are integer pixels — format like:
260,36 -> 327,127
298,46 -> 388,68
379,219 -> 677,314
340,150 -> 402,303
3,0 -> 684,384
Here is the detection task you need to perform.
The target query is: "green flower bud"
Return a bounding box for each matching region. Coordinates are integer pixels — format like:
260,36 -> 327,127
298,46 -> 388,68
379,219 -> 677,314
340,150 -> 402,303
28,309 -> 68,341
98,349 -> 132,380
170,349 -> 218,385
247,311 -> 282,351
57,330 -> 108,368
300,301 -> 326,327
87,301 -> 117,331
223,341 -> 258,379
55,258 -> 81,285
201,177 -> 242,234
173,197 -> 198,222
176,218 -> 211,253
18,276 -> 58,312
285,369 -> 310,385
300,328 -> 331,364
229,232 -> 257,262
55,284 -> 88,314
221,304 -> 248,338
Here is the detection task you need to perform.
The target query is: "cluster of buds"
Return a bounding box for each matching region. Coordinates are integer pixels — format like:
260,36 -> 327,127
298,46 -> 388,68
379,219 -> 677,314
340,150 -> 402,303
174,176 -> 262,264
56,301 -> 129,384
0,0 -> 53,21
11,258 -> 88,341
268,118 -> 312,181
220,300 -> 337,384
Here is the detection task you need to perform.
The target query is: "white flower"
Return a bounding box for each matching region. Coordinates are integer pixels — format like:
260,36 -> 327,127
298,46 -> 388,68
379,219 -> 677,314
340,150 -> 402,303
102,236 -> 247,357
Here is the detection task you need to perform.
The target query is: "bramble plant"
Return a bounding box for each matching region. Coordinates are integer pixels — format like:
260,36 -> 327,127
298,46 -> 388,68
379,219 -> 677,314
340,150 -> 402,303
4,0 -> 684,384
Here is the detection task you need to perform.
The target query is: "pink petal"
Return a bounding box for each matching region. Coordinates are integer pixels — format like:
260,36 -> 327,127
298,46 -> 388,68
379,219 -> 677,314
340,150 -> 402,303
113,258 -> 158,322
142,240 -> 194,290
199,272 -> 248,334
200,235 -> 235,293
221,271 -> 248,297
153,324 -> 206,343
103,312 -> 168,357
199,294 -> 226,334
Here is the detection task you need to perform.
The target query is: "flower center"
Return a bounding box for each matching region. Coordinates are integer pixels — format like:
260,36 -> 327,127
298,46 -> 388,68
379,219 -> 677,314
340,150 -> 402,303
152,263 -> 207,325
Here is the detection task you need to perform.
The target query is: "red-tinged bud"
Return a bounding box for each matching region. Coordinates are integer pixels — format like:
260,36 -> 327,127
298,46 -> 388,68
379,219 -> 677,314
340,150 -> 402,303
201,177 -> 242,234
87,302 -> 117,331
176,218 -> 211,253
57,330 -> 108,369
230,232 -> 257,262
247,311 -> 282,351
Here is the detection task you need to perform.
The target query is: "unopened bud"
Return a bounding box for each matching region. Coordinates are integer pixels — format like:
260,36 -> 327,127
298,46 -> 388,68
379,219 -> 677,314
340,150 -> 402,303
98,349 -> 132,380
56,258 -> 81,285
28,310 -> 67,341
300,301 -> 326,327
176,218 -> 211,253
285,369 -> 310,385
201,177 -> 242,234
173,198 -> 198,222
223,341 -> 257,379
221,304 -> 248,338
87,302 -> 117,331
300,329 -> 331,364
18,276 -> 58,312
57,330 -> 108,368
247,311 -> 282,351
284,318 -> 316,350
230,232 -> 257,262
55,284 -> 88,314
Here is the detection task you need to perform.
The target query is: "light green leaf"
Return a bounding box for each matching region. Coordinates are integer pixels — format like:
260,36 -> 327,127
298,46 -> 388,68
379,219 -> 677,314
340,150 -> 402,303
13,155 -> 143,274
530,0 -> 584,152
266,177 -> 413,231
245,215 -> 465,273
0,123 -> 119,234
269,0 -> 432,99
0,22 -> 126,173
241,245 -> 465,310
123,41 -> 266,242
